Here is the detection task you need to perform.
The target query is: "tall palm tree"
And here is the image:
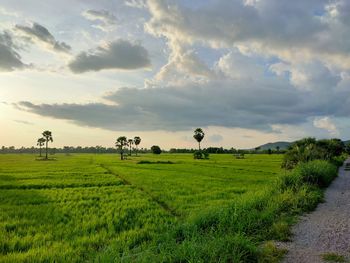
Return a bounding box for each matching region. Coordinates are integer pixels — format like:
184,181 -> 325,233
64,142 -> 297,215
193,128 -> 205,151
37,137 -> 45,157
42,130 -> 53,159
127,139 -> 134,156
134,136 -> 141,156
276,146 -> 280,153
116,136 -> 128,160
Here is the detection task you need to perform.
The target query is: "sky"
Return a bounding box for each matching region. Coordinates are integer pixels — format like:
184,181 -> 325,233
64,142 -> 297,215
1,0 -> 350,149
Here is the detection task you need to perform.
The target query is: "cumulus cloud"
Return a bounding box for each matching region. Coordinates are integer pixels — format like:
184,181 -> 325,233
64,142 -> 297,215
313,117 -> 339,136
145,0 -> 350,69
8,0 -> 350,138
15,22 -> 71,53
270,61 -> 341,91
215,50 -> 265,79
154,44 -> 213,83
68,39 -> 151,73
0,31 -> 26,71
82,9 -> 117,32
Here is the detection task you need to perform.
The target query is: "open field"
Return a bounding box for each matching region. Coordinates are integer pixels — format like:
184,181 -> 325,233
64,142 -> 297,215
0,153 -> 321,262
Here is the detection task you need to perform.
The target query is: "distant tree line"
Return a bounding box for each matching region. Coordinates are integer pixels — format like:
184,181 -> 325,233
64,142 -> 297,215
0,146 -> 152,154
0,146 -> 289,155
168,147 -> 286,154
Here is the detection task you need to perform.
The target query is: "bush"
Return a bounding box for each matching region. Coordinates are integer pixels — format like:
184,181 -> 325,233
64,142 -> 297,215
193,151 -> 209,159
282,137 -> 346,169
193,151 -> 202,159
293,160 -> 338,187
330,154 -> 347,167
150,145 -> 162,154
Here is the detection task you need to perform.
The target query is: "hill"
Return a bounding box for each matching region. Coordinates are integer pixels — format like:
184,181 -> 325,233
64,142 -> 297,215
256,139 -> 350,151
255,141 -> 291,151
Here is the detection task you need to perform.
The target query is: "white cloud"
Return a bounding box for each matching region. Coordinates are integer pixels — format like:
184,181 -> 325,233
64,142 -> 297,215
125,0 -> 147,9
215,50 -> 264,79
313,116 -> 339,136
0,7 -> 19,17
82,9 -> 117,32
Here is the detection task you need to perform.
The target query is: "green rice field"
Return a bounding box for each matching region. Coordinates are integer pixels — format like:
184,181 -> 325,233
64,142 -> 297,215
0,154 -> 319,262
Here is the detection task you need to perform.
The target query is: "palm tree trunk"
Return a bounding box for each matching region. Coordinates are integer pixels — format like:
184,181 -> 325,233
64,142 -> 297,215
45,141 -> 48,159
199,142 -> 201,151
136,146 -> 138,156
39,146 -> 42,157
120,150 -> 123,160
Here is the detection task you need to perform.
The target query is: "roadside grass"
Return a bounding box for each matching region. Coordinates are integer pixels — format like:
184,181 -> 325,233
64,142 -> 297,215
258,241 -> 288,263
322,252 -> 346,262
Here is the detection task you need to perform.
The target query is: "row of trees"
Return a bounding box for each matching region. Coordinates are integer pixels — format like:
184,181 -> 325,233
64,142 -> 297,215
115,136 -> 141,160
36,130 -> 53,159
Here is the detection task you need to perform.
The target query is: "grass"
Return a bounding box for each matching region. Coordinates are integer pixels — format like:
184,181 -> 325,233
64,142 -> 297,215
258,241 -> 288,263
322,252 -> 346,262
0,153 -> 334,262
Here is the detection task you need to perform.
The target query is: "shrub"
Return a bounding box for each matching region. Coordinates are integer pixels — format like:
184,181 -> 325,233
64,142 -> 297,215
193,151 -> 203,159
282,137 -> 346,169
330,154 -> 347,167
203,151 -> 209,159
193,151 -> 209,159
293,160 -> 338,187
150,145 -> 162,154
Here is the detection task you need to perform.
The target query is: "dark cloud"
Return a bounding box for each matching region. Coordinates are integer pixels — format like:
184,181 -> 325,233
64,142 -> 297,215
68,39 -> 151,73
15,22 -> 71,53
15,65 -> 350,132
0,32 -> 26,71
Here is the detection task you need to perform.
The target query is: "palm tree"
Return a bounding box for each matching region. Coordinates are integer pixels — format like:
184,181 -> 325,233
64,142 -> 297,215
37,137 -> 45,157
276,146 -> 280,153
193,128 -> 205,151
134,136 -> 141,156
42,130 -> 53,159
128,139 -> 134,156
116,136 -> 128,160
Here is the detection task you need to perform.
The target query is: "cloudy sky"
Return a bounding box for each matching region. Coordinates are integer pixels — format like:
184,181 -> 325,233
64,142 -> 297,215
1,0 -> 350,149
